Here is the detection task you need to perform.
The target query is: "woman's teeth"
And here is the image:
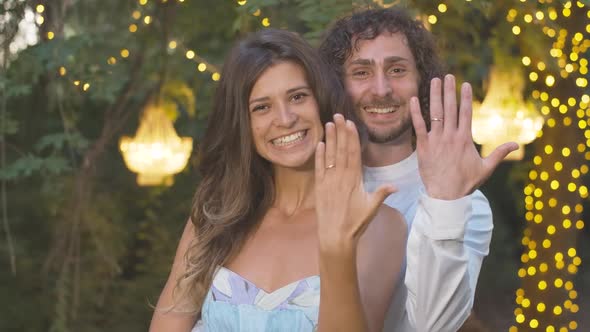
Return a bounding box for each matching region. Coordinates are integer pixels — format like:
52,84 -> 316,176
272,130 -> 306,146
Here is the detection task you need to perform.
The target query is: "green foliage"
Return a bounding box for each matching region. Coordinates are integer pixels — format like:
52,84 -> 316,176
0,114 -> 19,136
160,80 -> 197,121
1,80 -> 32,98
295,0 -> 359,43
0,154 -> 70,180
35,132 -> 89,152
1,0 -> 236,330
2,0 -> 588,331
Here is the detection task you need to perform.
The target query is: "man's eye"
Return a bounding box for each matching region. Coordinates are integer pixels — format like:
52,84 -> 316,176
352,71 -> 369,77
389,67 -> 405,75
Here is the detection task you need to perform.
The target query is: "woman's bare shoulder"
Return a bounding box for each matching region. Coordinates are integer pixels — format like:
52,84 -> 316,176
367,204 -> 407,243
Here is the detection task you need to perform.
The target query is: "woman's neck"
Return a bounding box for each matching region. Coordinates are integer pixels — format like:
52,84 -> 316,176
272,165 -> 316,217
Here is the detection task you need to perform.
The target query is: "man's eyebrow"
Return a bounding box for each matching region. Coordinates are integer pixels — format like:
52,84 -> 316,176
348,56 -> 410,66
348,58 -> 373,66
384,56 -> 409,63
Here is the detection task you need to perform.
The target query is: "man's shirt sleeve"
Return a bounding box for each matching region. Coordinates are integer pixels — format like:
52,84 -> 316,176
404,189 -> 493,332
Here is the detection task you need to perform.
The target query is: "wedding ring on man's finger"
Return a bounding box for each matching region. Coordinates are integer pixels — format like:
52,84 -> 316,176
430,117 -> 444,122
326,164 -> 335,170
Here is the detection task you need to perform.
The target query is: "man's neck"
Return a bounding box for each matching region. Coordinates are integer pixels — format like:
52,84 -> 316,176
362,139 -> 414,167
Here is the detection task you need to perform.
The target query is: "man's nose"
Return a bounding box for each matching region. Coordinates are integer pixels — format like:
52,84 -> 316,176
370,71 -> 393,97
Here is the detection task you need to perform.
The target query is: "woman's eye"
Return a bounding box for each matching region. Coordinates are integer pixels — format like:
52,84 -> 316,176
252,105 -> 268,112
291,93 -> 308,102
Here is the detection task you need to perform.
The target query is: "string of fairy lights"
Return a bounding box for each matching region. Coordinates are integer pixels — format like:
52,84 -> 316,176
32,0 -> 272,93
508,1 -> 589,331
376,1 -> 589,330
237,0 -> 272,27
422,0 -> 472,26
412,1 -> 588,329
31,0 -> 589,329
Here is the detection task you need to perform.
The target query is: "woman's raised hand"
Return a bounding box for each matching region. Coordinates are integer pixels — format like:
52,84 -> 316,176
314,114 -> 396,251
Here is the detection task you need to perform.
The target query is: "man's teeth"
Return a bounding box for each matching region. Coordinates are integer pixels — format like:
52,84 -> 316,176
272,131 -> 306,146
365,107 -> 396,114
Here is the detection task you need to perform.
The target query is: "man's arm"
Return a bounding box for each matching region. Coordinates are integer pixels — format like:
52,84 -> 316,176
401,75 -> 515,331
404,190 -> 492,331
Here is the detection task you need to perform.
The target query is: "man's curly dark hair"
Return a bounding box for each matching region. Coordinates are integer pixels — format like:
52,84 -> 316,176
319,7 -> 446,129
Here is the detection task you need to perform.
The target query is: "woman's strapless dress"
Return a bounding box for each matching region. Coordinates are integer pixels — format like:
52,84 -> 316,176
192,267 -> 320,332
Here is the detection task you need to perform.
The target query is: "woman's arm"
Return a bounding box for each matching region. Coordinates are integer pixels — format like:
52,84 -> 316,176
149,220 -> 199,332
357,205 -> 406,332
315,114 -> 397,332
318,206 -> 405,332
317,235 -> 367,332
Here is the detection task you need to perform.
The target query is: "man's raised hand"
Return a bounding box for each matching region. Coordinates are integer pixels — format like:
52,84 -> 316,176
409,74 -> 519,200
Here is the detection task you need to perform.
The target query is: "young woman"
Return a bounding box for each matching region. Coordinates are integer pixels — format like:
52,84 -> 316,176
149,29 -> 406,332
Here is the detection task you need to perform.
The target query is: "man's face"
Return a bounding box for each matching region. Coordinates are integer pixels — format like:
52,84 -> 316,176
343,32 -> 420,144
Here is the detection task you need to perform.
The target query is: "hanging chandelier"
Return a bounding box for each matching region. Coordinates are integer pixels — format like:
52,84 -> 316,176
473,66 -> 544,160
119,102 -> 193,186
372,0 -> 399,8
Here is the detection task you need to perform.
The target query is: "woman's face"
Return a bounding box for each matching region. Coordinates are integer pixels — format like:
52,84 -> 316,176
248,61 -> 323,169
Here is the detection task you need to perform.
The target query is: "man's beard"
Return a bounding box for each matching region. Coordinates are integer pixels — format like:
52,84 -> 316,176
356,95 -> 413,144
365,115 -> 412,143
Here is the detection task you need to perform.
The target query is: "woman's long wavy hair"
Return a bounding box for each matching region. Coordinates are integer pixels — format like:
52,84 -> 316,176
174,29 -> 356,312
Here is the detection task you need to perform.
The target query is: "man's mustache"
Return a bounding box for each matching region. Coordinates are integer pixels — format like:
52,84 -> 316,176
358,96 -> 404,109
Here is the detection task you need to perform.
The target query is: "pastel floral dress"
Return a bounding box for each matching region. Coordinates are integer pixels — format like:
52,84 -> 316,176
192,266 -> 320,332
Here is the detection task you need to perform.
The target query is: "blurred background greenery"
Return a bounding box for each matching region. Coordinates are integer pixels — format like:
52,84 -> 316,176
1,0 -> 588,331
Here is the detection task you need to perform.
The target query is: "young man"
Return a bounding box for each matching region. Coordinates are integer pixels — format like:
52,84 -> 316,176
319,8 -> 517,332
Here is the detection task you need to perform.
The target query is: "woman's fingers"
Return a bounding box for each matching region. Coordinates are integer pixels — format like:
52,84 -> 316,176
372,184 -> 397,207
316,115 -> 398,243
347,120 -> 362,171
324,122 -> 337,169
334,114 -> 348,169
315,141 -> 326,180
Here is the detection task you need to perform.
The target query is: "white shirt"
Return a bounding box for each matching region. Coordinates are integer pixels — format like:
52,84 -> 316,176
363,152 -> 493,332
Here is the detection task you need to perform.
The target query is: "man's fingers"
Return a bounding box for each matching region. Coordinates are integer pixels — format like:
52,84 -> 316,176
483,142 -> 520,176
443,74 -> 458,134
429,78 -> 444,133
410,97 -> 428,143
458,83 -> 473,136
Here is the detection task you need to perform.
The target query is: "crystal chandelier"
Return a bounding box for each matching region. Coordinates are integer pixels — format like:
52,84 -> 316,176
119,102 -> 193,186
473,66 -> 544,160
